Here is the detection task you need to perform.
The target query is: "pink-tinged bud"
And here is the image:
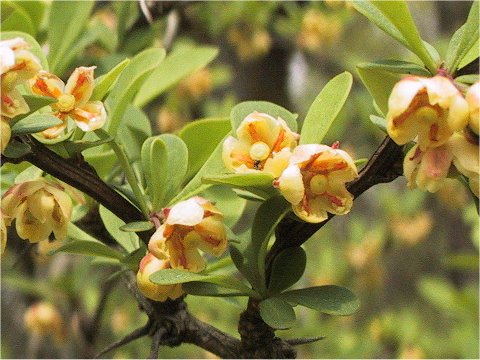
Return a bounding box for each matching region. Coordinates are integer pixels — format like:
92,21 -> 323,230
276,144 -> 358,223
387,75 -> 469,151
1,116 -> 11,154
30,67 -> 106,138
466,81 -> 479,135
24,302 -> 66,344
223,112 -> 299,177
136,253 -> 184,302
1,179 -> 72,243
148,197 -> 228,272
0,37 -> 42,118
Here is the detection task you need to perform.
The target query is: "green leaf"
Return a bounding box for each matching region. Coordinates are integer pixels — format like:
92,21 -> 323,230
99,205 -> 140,253
52,240 -> 124,260
445,1 -> 479,73
268,247 -> 307,294
91,58 -> 131,101
1,1 -> 35,36
14,165 -> 43,184
117,104 -> 152,161
357,66 -> 402,116
201,185 -> 247,229
68,222 -> 100,243
2,141 -> 31,158
121,247 -> 147,271
443,253 -> 479,271
178,118 -> 231,180
0,31 -> 48,70
105,48 -> 166,135
455,74 -> 480,85
47,0 -> 94,73
457,38 -> 479,70
169,134 -> 229,205
141,134 -> 188,210
120,221 -> 154,233
417,276 -> 462,314
230,101 -> 298,132
300,72 -> 353,145
203,173 -> 278,200
134,45 -> 219,107
356,60 -> 430,76
370,115 -> 387,133
259,297 -> 296,329
12,95 -> 57,123
183,282 -> 248,297
14,1 -> 46,33
279,285 -> 360,316
372,1 -> 436,73
11,114 -> 62,135
150,269 -> 257,296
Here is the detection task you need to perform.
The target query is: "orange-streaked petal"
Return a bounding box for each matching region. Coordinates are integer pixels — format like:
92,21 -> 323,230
64,66 -> 95,107
71,101 -> 106,131
1,88 -> 29,118
31,71 -> 64,99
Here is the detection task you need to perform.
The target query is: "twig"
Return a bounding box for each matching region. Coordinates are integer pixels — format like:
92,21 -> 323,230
286,336 -> 326,346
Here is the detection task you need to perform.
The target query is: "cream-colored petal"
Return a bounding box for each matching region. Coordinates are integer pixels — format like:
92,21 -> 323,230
26,189 -> 54,223
292,200 -> 328,223
148,225 -> 169,260
166,198 -> 204,226
449,133 -> 479,177
41,115 -> 68,139
289,144 -> 325,165
263,148 -> 292,177
31,71 -> 65,99
193,216 -> 228,256
387,77 -> 424,119
277,165 -> 305,205
64,66 -> 95,107
236,112 -> 279,146
466,82 -> 480,134
44,183 -> 73,220
416,146 -> 452,192
0,45 -> 16,74
71,101 -> 107,131
1,88 -> 29,118
15,202 -> 51,243
446,92 -> 469,131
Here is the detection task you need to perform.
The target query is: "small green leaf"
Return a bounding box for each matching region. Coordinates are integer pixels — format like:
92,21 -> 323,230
300,72 -> 353,145
203,173 -> 277,200
0,31 -> 48,70
11,114 -> 62,135
2,141 -> 31,158
259,297 -> 296,329
178,118 -> 231,180
105,48 -> 166,135
52,240 -> 124,260
134,45 -> 219,107
183,282 -> 248,297
1,1 -> 35,36
268,247 -> 306,294
68,222 -> 100,243
201,185 -> 247,229
14,1 -> 46,33
230,101 -> 298,132
12,95 -> 57,122
47,0 -> 95,73
280,285 -> 360,316
445,1 -> 479,73
370,115 -> 387,133
356,60 -> 430,76
91,58 -> 131,101
457,38 -> 479,71
99,205 -> 140,252
455,74 -> 479,85
357,66 -> 401,116
120,221 -> 154,232
117,104 -> 152,161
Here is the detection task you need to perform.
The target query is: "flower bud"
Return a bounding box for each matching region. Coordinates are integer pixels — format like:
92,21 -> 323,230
24,302 -> 66,343
223,112 -> 299,177
2,179 -> 72,243
136,253 -> 184,302
387,75 -> 469,151
276,144 -> 358,223
148,197 -> 228,272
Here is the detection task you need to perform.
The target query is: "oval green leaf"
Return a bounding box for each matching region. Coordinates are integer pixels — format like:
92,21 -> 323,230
268,246 -> 307,294
259,297 -> 296,330
91,58 -> 131,101
120,221 -> 154,233
11,114 -> 62,135
51,240 -> 124,260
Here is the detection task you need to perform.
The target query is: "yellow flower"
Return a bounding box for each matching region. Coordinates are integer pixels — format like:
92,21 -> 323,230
275,144 -> 358,223
31,66 -> 106,138
24,302 -> 66,344
466,81 -> 479,135
2,179 -> 72,243
0,37 -> 42,118
403,144 -> 453,193
387,75 -> 469,151
148,197 -> 228,272
1,116 -> 11,154
448,132 -> 479,197
297,9 -> 342,52
223,111 -> 299,177
136,253 -> 184,302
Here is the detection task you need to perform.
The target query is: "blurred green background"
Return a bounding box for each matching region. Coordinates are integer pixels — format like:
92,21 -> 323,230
1,1 -> 478,358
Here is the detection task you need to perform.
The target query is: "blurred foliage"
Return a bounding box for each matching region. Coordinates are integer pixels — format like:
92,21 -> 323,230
1,1 -> 478,359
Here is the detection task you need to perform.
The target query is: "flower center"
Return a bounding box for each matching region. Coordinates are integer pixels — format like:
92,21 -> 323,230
310,174 -> 328,194
249,141 -> 270,161
57,94 -> 76,112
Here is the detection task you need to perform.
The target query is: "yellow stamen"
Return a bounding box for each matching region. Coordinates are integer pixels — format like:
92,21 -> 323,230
249,141 -> 270,161
310,174 -> 328,194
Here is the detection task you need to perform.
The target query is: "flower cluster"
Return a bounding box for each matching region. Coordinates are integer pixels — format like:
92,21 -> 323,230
223,112 -> 358,223
387,75 -> 479,197
1,179 -> 73,255
137,197 -> 228,301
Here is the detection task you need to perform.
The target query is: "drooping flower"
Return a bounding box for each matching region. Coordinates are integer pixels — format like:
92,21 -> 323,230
136,252 -> 184,302
223,111 -> 299,177
448,132 -> 479,197
403,144 -> 453,193
148,197 -> 228,272
2,179 -> 72,243
466,81 -> 479,135
275,144 -> 358,223
31,66 -> 106,138
1,116 -> 11,154
387,75 -> 469,151
0,37 -> 42,118
24,302 -> 66,343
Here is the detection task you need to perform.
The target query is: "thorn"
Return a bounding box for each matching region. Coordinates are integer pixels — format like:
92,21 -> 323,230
139,0 -> 153,24
285,336 -> 326,346
94,322 -> 150,358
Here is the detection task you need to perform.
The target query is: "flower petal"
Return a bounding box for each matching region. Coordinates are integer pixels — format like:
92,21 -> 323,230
71,101 -> 107,131
31,71 -> 65,99
64,66 -> 95,107
166,198 -> 204,226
